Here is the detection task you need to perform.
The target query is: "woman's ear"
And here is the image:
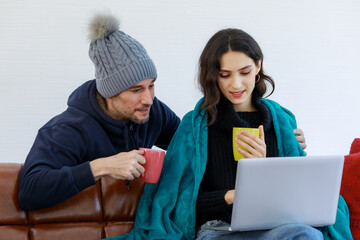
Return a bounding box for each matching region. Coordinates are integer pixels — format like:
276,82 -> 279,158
256,60 -> 262,74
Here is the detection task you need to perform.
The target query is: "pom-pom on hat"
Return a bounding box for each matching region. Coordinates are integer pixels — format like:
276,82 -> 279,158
88,13 -> 157,98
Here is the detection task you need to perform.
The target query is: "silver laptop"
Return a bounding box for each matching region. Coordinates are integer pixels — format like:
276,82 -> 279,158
217,155 -> 344,231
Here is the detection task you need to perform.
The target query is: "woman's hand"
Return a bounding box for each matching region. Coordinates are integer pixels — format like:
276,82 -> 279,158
225,190 -> 235,204
235,125 -> 266,158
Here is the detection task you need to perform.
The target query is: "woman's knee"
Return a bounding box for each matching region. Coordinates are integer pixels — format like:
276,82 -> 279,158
280,223 -> 323,240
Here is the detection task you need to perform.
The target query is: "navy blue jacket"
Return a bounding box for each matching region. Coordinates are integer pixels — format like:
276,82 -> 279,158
18,80 -> 180,210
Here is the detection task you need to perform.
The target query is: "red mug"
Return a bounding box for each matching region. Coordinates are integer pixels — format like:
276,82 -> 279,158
138,148 -> 165,183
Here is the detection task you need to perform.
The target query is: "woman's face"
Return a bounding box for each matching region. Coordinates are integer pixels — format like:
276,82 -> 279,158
217,51 -> 261,112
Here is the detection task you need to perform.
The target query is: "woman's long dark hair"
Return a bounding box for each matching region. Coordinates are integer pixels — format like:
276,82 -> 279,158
198,28 -> 275,125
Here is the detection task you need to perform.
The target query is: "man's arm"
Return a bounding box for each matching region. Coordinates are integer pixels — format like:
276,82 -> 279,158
18,161 -> 95,210
18,124 -> 96,210
18,124 -> 146,210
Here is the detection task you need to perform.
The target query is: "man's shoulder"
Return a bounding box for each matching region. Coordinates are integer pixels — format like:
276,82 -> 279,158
151,97 -> 173,112
150,97 -> 179,121
41,106 -> 99,132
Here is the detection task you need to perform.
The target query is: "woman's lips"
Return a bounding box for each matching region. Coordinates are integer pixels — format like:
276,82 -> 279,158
230,90 -> 245,98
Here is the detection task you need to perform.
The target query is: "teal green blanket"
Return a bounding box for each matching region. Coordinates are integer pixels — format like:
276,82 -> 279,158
106,98 -> 352,240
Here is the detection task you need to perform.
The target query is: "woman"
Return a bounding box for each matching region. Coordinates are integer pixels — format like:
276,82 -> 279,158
107,29 -> 352,240
193,29 -> 342,239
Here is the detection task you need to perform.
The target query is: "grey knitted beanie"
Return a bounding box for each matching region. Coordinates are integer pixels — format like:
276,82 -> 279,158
88,13 -> 157,98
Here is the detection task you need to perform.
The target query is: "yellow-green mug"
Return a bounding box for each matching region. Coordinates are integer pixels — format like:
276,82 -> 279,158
233,127 -> 260,161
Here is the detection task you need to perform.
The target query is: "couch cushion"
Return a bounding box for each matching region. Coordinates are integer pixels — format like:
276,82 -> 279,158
340,152 -> 360,239
101,177 -> 144,221
30,222 -> 102,240
28,183 -> 101,224
0,163 -> 27,225
350,138 -> 360,154
0,226 -> 28,240
104,222 -> 135,238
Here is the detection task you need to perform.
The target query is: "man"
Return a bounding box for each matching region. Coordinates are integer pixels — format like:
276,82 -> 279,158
18,13 -> 307,210
18,13 -> 180,210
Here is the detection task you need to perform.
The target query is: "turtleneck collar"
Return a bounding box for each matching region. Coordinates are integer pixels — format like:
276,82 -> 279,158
211,90 -> 272,131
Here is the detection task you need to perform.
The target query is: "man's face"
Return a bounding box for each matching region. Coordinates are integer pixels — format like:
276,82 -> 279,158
106,78 -> 155,124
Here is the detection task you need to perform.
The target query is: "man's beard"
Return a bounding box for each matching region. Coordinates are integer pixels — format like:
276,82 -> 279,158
131,114 -> 150,124
129,106 -> 151,124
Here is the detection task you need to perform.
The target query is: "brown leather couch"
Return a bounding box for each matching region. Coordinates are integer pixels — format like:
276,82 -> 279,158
0,163 -> 145,240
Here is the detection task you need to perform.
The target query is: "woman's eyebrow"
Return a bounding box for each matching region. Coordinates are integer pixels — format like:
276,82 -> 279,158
220,65 -> 252,72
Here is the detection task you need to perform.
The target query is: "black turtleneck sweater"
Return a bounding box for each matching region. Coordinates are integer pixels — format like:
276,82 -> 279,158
195,94 -> 279,229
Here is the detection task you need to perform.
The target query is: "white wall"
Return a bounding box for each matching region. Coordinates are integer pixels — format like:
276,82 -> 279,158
1,0 -> 359,163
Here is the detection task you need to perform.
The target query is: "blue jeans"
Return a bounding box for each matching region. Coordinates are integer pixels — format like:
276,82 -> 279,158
196,220 -> 324,240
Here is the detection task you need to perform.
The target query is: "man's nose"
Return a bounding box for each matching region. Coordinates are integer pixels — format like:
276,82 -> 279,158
141,89 -> 153,105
